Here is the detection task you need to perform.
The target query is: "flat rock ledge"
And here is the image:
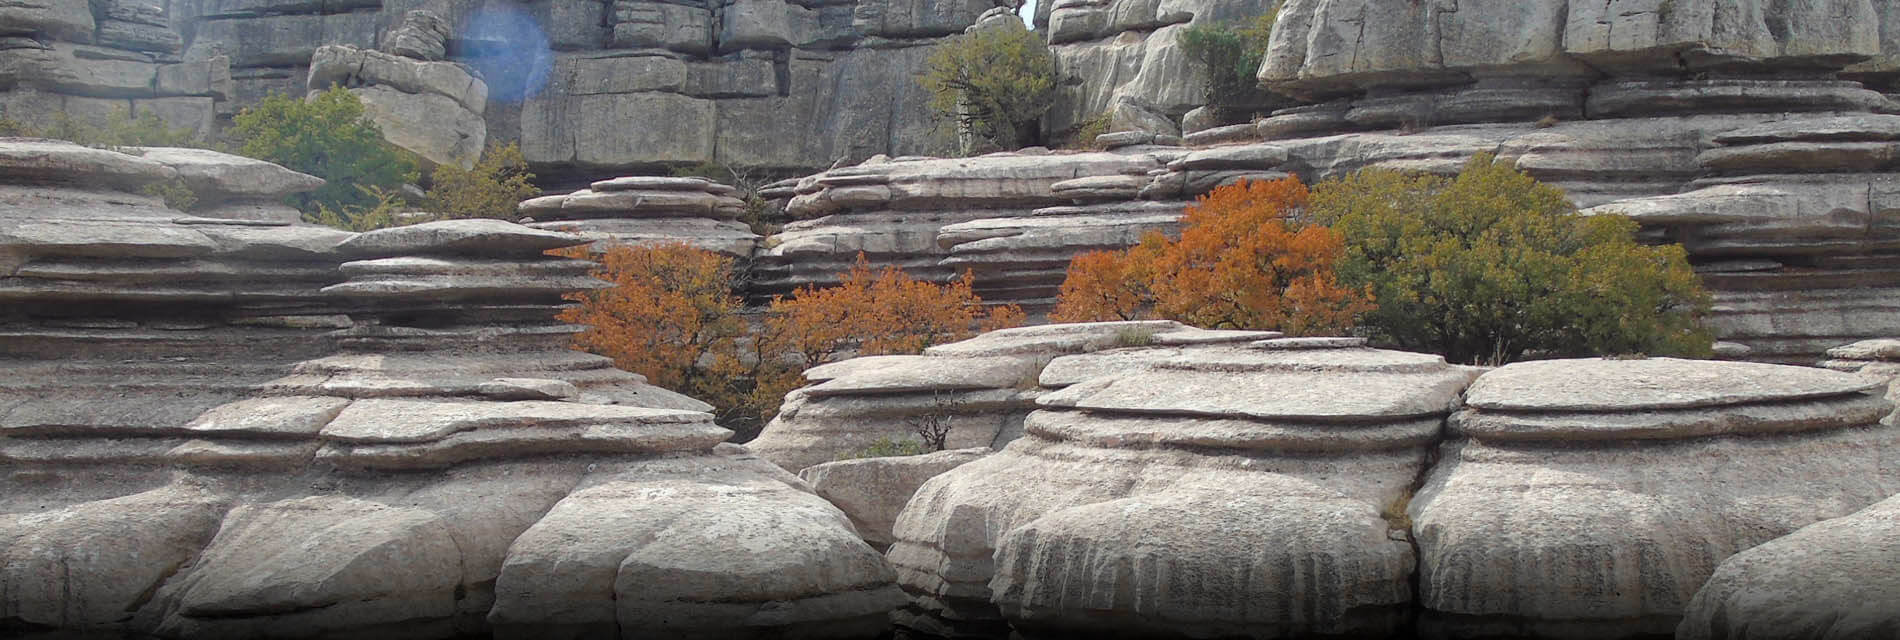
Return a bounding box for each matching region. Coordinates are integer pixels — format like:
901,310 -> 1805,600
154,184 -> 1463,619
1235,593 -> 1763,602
0,138 -> 902,640
1416,357 -> 1900,639
884,325 -> 1477,639
521,174 -> 760,260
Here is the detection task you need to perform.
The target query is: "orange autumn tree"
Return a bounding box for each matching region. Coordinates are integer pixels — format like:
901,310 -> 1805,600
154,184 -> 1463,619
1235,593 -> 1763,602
1051,176 -> 1374,335
558,245 -> 1023,440
555,243 -> 744,404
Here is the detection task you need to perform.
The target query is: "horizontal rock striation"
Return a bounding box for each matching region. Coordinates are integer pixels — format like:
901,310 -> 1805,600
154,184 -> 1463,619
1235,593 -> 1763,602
747,320 -> 1263,471
0,0 -> 231,138
520,174 -> 761,260
166,0 -> 983,178
1415,358 -> 1900,639
0,139 -> 901,639
882,327 -> 1473,639
1677,492 -> 1900,640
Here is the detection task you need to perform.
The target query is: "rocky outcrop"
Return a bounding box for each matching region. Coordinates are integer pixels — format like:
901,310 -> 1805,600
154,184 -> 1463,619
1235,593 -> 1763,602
762,150 -> 1170,305
884,330 -> 1474,638
175,0 -> 981,178
1677,493 -> 1900,640
0,0 -> 230,138
0,138 -> 902,639
130,146 -> 327,223
1416,358 -> 1900,638
519,175 -> 760,260
306,44 -> 488,169
748,320 -> 1258,471
1043,0 -> 1283,136
797,446 -> 989,549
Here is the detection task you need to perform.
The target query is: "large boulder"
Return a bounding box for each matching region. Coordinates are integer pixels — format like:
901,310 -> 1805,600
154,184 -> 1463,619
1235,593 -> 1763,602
306,45 -> 489,170
0,139 -> 904,639
886,328 -> 1478,638
1677,493 -> 1900,640
1413,358 -> 1900,638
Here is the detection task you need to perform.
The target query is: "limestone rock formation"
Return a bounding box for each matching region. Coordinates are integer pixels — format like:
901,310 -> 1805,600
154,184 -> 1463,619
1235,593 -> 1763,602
0,138 -> 902,639
748,320 -> 1257,471
306,44 -> 488,169
886,329 -> 1476,638
519,174 -> 760,259
763,150 -> 1171,306
1677,493 -> 1900,640
171,0 -> 975,178
131,146 -> 327,223
0,0 -> 230,139
1415,358 -> 1900,638
797,446 -> 989,549
1043,0 -> 1284,136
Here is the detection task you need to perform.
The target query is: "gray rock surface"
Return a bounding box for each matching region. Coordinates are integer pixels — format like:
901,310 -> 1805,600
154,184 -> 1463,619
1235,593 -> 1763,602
885,325 -> 1479,638
1416,357 -> 1900,639
306,45 -> 488,169
797,447 -> 990,548
0,139 -> 902,640
522,174 -> 760,260
1677,493 -> 1900,640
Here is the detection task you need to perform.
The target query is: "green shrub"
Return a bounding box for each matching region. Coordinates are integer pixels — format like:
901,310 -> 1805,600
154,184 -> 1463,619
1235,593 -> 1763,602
425,142 -> 537,220
835,436 -> 929,460
306,184 -> 408,231
921,24 -> 1058,153
1058,111 -> 1113,150
232,86 -> 419,214
1306,153 -> 1714,365
1178,7 -> 1278,112
1,108 -> 206,149
142,179 -> 199,211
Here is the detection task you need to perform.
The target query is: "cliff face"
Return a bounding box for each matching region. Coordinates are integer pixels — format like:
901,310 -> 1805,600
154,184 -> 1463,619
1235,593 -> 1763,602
0,0 -> 231,138
156,0 -> 989,179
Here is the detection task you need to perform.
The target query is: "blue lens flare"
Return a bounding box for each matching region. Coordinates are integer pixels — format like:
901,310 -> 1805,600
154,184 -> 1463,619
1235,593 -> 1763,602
461,6 -> 554,103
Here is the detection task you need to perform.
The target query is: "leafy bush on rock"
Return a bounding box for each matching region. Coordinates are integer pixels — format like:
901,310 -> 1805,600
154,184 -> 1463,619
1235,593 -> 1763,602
231,86 -> 420,216
1308,153 -> 1713,364
921,23 -> 1058,153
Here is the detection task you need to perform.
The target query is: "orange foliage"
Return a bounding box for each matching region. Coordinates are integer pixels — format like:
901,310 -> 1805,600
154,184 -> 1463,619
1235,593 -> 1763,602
555,245 -> 1023,439
1050,177 -> 1373,334
554,243 -> 743,397
764,254 -> 1025,364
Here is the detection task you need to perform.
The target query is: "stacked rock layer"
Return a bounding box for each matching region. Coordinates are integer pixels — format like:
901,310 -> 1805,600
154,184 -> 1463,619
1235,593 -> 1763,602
520,174 -> 760,260
1416,358 -> 1900,638
0,139 -> 901,640
881,328 -> 1476,638
0,0 -> 231,138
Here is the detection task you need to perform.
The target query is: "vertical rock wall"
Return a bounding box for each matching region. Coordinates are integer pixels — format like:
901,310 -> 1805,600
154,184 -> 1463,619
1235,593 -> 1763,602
0,0 -> 231,138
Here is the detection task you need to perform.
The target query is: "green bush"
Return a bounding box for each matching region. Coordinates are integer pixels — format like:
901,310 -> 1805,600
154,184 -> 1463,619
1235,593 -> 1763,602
142,179 -> 199,211
231,86 -> 419,215
0,108 -> 205,149
307,185 -> 408,232
1306,153 -> 1714,365
1178,8 -> 1278,112
921,24 -> 1058,152
425,142 -> 537,220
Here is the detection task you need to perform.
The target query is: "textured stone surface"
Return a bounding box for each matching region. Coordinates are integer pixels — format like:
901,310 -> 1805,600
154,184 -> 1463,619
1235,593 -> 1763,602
797,447 -> 989,548
522,174 -> 760,259
0,139 -> 902,640
886,326 -> 1476,638
1678,494 -> 1900,640
1414,357 -> 1900,639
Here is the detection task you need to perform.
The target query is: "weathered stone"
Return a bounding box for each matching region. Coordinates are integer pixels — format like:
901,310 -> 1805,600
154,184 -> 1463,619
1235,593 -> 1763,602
336,219 -> 586,258
132,147 -> 326,203
798,447 -> 989,548
1678,494 -> 1900,640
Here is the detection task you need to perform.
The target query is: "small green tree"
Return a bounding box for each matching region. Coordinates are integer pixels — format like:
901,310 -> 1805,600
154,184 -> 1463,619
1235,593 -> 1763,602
425,142 -> 537,220
920,23 -> 1058,152
1306,154 -> 1714,365
1178,8 -> 1278,117
231,86 -> 419,215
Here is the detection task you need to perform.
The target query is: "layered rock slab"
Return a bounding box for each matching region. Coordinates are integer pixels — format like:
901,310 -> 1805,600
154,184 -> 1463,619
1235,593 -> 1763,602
0,139 -> 901,640
884,326 -> 1477,638
520,174 -> 760,260
1414,358 -> 1900,639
